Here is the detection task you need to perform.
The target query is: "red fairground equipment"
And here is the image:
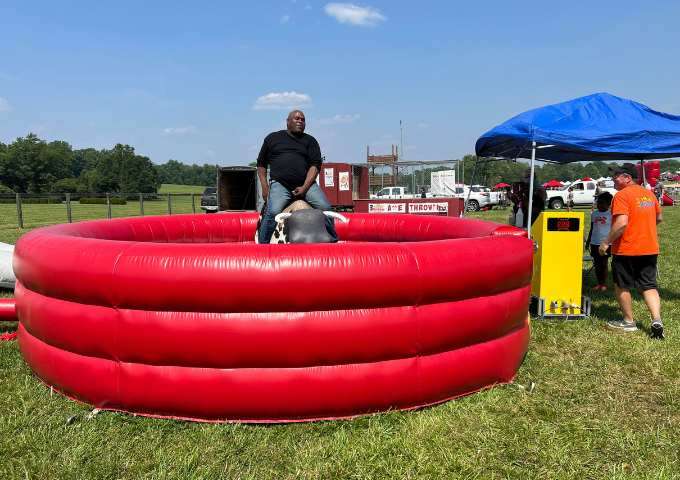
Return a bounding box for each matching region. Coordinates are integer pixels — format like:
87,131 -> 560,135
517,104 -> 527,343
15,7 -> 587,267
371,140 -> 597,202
15,213 -> 531,423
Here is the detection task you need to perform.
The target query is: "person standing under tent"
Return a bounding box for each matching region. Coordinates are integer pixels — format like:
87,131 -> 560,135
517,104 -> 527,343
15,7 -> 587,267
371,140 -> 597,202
509,169 -> 546,229
653,180 -> 664,202
598,164 -> 664,339
585,192 -> 613,292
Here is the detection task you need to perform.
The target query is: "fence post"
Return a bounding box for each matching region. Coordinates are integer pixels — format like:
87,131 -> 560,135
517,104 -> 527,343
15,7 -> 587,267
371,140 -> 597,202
106,193 -> 112,219
191,193 -> 196,213
16,193 -> 24,228
167,194 -> 172,215
139,193 -> 144,216
65,193 -> 72,223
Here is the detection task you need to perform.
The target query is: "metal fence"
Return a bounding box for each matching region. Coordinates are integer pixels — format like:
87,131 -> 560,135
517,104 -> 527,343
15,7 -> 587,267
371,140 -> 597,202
0,193 -> 202,229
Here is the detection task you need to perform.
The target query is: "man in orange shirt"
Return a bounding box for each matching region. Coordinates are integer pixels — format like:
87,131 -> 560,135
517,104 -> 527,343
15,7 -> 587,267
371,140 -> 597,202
599,164 -> 664,338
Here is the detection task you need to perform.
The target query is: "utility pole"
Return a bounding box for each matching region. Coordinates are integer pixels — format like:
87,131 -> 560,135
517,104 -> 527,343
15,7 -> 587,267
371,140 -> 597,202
400,120 -> 404,162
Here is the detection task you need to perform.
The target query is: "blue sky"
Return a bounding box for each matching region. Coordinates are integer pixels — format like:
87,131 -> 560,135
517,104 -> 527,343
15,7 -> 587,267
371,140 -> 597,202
1,1 -> 679,166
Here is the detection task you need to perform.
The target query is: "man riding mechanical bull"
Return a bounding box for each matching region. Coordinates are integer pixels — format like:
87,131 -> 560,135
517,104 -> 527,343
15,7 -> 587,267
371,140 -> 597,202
256,110 -> 341,244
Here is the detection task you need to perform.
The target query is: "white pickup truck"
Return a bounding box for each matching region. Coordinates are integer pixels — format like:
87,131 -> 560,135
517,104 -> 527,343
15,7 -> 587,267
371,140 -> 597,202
370,185 -> 494,211
546,179 -> 616,210
370,186 -> 418,199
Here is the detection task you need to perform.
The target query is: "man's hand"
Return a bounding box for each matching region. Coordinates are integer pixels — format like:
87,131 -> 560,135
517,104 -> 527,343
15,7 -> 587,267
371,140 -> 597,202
598,242 -> 609,256
292,186 -> 308,198
261,184 -> 269,201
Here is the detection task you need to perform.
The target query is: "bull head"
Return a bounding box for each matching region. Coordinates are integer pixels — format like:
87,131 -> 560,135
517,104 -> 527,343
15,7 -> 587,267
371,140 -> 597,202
273,210 -> 348,244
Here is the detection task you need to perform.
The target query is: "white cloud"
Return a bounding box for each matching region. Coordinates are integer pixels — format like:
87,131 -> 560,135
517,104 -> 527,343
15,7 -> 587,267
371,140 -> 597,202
280,14 -> 290,24
0,97 -> 11,113
319,113 -> 360,125
417,122 -> 429,129
253,91 -> 312,110
324,3 -> 386,27
162,126 -> 197,136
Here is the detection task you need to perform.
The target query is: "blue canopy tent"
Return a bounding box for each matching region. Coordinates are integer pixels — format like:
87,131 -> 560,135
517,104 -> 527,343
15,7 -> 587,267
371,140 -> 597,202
474,92 -> 680,235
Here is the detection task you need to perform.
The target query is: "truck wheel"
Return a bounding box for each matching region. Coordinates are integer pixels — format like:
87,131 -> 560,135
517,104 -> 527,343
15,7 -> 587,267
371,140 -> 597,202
466,200 -> 480,212
549,198 -> 564,210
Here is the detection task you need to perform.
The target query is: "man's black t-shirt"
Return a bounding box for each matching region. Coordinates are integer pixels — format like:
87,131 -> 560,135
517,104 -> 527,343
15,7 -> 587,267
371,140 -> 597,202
256,130 -> 322,190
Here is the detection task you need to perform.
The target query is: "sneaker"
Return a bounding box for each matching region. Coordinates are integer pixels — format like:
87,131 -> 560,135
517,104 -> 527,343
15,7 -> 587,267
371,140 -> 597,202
651,321 -> 665,340
606,319 -> 638,332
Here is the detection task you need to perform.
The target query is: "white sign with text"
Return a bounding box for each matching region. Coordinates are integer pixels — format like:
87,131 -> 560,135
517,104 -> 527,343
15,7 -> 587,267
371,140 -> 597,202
324,168 -> 334,187
408,202 -> 449,214
368,203 -> 406,213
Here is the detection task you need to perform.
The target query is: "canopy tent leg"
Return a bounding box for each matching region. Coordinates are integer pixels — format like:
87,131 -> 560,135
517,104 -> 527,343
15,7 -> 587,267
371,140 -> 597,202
640,159 -> 646,186
527,141 -> 536,239
461,157 -> 483,218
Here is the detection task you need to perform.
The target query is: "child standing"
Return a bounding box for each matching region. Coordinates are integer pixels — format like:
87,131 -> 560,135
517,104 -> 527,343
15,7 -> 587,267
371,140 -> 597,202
585,192 -> 613,291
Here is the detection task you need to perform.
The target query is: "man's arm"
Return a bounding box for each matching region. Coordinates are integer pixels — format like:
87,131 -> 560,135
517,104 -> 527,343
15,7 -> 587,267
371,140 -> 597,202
599,214 -> 628,255
292,166 -> 319,197
257,166 -> 269,201
256,136 -> 270,201
657,212 -> 663,225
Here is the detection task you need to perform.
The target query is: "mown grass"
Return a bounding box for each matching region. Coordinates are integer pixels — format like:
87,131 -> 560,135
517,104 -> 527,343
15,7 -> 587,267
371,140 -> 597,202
158,184 -> 207,194
0,204 -> 678,479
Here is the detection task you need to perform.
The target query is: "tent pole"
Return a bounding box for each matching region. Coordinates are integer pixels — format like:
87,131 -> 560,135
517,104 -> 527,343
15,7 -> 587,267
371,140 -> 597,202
640,159 -> 646,186
527,141 -> 536,239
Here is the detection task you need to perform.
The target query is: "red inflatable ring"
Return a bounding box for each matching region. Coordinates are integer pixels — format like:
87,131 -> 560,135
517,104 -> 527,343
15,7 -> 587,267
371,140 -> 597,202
14,212 -> 532,422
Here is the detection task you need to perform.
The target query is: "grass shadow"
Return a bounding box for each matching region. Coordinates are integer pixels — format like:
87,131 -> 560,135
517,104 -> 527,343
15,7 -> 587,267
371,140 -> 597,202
656,286 -> 680,301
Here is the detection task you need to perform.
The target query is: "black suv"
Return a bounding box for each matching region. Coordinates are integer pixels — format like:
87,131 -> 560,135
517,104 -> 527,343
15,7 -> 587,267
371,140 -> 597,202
200,187 -> 218,213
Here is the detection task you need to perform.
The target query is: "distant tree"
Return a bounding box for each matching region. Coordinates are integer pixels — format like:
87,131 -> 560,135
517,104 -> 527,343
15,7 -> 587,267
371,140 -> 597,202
0,134 -> 45,192
0,134 -> 77,193
50,178 -> 81,194
155,160 -> 216,186
92,144 -> 159,193
72,148 -> 102,177
78,169 -> 101,193
40,140 -> 74,183
155,159 -> 186,184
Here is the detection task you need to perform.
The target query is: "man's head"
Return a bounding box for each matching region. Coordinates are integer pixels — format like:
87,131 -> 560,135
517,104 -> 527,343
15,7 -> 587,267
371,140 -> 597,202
287,110 -> 306,135
610,163 -> 637,190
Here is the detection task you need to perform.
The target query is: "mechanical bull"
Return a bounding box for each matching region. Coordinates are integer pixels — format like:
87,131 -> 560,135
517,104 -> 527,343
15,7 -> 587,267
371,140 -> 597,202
255,200 -> 348,244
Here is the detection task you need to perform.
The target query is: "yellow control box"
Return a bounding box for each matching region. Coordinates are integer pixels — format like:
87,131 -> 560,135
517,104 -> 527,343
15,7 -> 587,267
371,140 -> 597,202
530,211 -> 591,318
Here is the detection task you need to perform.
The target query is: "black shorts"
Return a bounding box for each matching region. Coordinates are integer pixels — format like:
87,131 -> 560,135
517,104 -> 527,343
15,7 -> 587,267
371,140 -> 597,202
611,254 -> 658,291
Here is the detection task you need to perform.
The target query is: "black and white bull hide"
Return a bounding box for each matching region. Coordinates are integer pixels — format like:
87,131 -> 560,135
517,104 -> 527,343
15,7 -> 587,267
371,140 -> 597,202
255,200 -> 348,244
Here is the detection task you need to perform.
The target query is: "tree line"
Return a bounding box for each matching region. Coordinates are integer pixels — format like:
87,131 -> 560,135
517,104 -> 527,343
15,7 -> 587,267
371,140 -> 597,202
0,134 -> 219,194
2,134 -> 679,195
0,134 -> 160,194
396,155 -> 680,190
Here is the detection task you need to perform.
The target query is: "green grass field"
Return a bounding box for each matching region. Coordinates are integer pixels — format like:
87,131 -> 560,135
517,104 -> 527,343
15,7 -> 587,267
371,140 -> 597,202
158,184 -> 207,194
0,185 -> 204,244
1,204 -> 678,479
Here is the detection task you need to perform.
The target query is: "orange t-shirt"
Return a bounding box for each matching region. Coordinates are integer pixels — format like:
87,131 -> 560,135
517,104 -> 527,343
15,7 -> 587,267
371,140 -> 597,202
611,184 -> 660,255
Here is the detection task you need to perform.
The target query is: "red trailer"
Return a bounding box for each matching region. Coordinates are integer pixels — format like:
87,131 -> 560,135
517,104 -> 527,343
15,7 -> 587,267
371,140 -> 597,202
318,162 -> 369,210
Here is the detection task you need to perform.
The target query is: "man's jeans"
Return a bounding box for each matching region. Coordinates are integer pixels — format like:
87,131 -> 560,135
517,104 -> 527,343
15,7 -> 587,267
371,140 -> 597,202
258,180 -> 337,244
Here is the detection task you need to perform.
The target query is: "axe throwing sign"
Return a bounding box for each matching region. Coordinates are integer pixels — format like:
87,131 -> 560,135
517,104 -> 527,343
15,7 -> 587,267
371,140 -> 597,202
408,202 -> 449,214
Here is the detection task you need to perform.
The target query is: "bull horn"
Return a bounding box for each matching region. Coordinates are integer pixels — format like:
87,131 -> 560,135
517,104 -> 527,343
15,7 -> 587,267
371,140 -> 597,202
323,211 -> 349,223
274,212 -> 293,223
